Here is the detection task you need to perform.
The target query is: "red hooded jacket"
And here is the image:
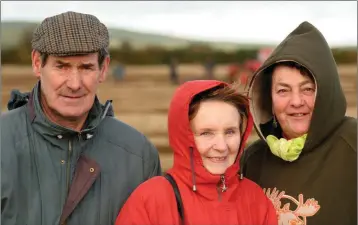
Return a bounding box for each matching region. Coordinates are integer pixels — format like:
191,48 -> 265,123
115,80 -> 277,225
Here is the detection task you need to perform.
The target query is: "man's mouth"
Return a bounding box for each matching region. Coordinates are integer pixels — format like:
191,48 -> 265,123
62,95 -> 83,99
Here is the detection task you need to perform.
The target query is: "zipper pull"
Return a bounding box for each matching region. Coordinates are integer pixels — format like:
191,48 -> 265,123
220,175 -> 227,192
78,132 -> 82,141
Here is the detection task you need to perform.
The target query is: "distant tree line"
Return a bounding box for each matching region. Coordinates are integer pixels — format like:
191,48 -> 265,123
2,30 -> 357,65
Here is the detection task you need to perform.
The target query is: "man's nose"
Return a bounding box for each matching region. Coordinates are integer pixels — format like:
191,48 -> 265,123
67,70 -> 82,91
213,134 -> 228,152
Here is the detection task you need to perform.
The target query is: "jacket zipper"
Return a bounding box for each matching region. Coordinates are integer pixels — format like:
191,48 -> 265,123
217,174 -> 227,201
66,139 -> 73,192
62,139 -> 73,225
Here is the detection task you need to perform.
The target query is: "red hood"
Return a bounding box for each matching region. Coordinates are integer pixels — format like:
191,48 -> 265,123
167,80 -> 253,198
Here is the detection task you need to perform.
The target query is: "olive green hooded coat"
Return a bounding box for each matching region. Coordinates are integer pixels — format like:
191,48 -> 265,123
241,21 -> 356,225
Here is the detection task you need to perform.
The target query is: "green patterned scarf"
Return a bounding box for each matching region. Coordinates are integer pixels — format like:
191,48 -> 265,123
266,134 -> 307,162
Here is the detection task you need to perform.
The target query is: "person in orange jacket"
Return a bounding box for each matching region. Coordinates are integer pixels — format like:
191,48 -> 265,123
115,80 -> 278,225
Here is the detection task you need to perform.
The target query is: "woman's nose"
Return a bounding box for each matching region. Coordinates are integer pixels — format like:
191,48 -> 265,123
290,92 -> 304,107
213,135 -> 228,152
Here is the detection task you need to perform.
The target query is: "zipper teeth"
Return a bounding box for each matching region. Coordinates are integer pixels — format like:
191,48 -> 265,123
217,175 -> 227,201
66,140 -> 72,193
220,175 -> 227,192
217,186 -> 222,201
249,59 -> 316,140
63,140 -> 72,225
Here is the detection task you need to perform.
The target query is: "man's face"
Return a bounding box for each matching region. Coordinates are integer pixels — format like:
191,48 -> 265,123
32,51 -> 110,120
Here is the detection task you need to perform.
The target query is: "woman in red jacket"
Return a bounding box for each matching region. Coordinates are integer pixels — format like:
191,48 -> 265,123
115,80 -> 277,225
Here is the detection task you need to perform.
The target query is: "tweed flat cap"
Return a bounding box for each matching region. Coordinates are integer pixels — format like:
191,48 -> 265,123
31,11 -> 109,56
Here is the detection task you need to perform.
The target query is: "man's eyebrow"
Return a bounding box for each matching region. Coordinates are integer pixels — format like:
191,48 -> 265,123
55,60 -> 70,65
81,63 -> 95,67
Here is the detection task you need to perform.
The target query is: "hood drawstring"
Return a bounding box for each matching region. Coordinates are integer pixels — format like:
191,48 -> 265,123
238,135 -> 245,180
189,147 -> 197,192
238,149 -> 245,180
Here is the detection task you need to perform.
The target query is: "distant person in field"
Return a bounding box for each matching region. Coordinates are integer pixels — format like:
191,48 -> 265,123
115,80 -> 277,225
241,21 -> 357,225
168,56 -> 179,84
1,11 -> 161,225
204,57 -> 216,79
112,60 -> 126,82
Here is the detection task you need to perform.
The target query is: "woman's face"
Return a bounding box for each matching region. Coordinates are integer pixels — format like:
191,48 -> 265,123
190,100 -> 242,175
271,65 -> 316,139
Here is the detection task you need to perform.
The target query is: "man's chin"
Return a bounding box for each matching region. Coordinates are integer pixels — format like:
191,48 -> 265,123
54,108 -> 88,120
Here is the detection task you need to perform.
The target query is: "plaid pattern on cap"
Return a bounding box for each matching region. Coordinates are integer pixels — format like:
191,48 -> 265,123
31,11 -> 109,56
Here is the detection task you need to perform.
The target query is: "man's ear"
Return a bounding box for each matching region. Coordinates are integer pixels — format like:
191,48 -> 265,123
31,50 -> 42,79
99,56 -> 110,83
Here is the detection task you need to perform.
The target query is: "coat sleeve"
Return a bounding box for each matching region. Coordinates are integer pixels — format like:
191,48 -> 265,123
115,187 -> 152,225
1,147 -> 18,222
142,137 -> 162,178
264,197 -> 278,225
115,176 -> 179,225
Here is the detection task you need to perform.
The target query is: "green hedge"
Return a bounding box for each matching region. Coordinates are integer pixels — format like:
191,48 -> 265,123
2,34 -> 356,65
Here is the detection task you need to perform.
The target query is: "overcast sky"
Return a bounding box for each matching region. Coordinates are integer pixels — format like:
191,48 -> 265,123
1,1 -> 357,46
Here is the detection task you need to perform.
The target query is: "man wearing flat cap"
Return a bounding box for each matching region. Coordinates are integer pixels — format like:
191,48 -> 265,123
1,11 -> 162,225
